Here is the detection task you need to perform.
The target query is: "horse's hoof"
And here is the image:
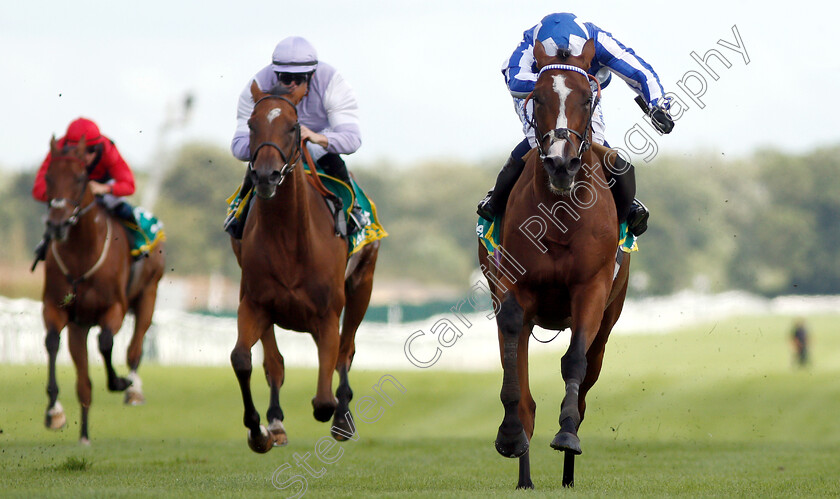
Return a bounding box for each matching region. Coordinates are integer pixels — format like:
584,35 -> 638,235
45,403 -> 66,430
79,437 -> 91,446
108,376 -> 132,392
516,480 -> 535,490
312,397 -> 337,423
330,412 -> 355,441
495,428 -> 529,458
124,389 -> 145,406
268,420 -> 288,447
247,426 -> 273,454
550,431 -> 582,455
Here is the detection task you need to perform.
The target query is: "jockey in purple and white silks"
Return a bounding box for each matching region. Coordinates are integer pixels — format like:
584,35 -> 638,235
227,36 -> 366,238
477,12 -> 675,237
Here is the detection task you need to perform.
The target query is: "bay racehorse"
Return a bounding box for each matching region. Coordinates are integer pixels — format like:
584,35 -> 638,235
229,81 -> 380,453
40,137 -> 165,444
479,38 -> 631,488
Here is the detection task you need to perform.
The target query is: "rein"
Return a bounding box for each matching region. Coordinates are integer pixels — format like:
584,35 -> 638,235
249,95 -> 302,184
524,64 -> 602,161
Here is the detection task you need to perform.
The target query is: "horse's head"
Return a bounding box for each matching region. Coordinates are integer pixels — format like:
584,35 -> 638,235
247,80 -> 307,199
530,38 -> 598,194
44,136 -> 94,241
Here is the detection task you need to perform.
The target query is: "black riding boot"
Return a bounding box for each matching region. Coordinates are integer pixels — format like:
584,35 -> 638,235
609,155 -> 649,236
224,170 -> 254,239
318,153 -> 368,234
31,233 -> 50,271
476,138 -> 530,220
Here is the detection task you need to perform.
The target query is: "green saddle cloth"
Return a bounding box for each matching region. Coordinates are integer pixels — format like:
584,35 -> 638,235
121,207 -> 165,258
302,160 -> 388,255
476,214 -> 636,258
225,164 -> 387,256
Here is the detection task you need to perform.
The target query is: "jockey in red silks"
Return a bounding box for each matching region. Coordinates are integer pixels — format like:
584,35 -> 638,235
32,117 -> 138,262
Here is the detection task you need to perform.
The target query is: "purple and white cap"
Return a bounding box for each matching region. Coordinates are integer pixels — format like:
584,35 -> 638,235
271,36 -> 318,73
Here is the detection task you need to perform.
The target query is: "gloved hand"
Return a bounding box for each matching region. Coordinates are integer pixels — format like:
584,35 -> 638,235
650,106 -> 674,134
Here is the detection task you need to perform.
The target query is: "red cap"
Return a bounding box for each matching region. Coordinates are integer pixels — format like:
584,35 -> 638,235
64,118 -> 104,145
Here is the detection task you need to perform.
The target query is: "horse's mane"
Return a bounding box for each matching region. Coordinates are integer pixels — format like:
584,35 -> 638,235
556,48 -> 571,61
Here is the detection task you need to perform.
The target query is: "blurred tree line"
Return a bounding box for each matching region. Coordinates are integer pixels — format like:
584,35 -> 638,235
1,142 -> 838,298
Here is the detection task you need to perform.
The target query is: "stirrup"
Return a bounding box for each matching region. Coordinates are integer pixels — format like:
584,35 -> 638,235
347,206 -> 369,235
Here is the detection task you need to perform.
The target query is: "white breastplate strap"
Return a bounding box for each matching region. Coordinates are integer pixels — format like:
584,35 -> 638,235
52,217 -> 113,283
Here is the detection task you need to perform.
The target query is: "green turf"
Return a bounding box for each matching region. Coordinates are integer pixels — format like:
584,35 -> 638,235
1,313 -> 839,497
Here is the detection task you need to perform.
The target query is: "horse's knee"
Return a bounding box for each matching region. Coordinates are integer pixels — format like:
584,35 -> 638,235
497,295 -> 524,336
230,347 -> 252,373
98,330 -> 114,354
45,329 -> 60,355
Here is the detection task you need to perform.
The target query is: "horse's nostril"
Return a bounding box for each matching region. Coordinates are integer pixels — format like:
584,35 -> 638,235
268,171 -> 281,184
568,157 -> 581,173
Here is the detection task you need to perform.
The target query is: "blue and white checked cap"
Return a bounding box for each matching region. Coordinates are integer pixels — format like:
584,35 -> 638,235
535,13 -> 589,57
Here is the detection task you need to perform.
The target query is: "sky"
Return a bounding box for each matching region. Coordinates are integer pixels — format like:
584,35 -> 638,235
2,0 -> 839,173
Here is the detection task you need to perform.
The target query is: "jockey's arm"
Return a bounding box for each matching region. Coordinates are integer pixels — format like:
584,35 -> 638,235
231,81 -> 256,162
99,144 -> 135,197
588,24 -> 667,109
320,72 -> 361,155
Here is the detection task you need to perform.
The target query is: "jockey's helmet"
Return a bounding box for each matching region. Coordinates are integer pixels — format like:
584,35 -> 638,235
272,36 -> 318,74
64,118 -> 105,146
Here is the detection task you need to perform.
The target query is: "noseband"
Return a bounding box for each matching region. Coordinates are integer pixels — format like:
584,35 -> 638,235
249,95 -> 302,184
525,64 -> 602,162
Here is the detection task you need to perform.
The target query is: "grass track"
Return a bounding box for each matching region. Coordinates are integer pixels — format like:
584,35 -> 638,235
1,313 -> 839,497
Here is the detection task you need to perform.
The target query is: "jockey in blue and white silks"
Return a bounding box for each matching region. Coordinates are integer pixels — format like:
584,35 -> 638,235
504,12 -> 669,147
227,36 -> 367,238
477,12 -> 675,237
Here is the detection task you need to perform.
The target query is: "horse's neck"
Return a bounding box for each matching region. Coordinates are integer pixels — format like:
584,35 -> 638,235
257,164 -> 314,248
59,197 -> 110,264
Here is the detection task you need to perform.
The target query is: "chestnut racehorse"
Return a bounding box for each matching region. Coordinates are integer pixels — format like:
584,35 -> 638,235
479,38 -> 631,488
229,81 -> 379,453
40,137 -> 165,444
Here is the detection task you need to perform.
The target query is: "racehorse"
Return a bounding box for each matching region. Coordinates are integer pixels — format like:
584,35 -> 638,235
40,137 -> 165,444
229,81 -> 380,453
478,38 -> 631,488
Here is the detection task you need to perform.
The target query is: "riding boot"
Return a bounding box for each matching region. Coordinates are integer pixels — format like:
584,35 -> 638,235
477,138 -> 530,220
224,170 -> 254,239
31,234 -> 51,271
111,201 -> 137,225
607,154 -> 650,236
477,155 -> 526,220
626,198 -> 650,237
318,153 -> 368,234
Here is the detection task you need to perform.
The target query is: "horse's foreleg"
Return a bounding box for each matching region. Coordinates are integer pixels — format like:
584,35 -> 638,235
124,287 -> 159,405
260,329 -> 287,447
311,319 -> 340,423
67,324 -> 92,444
44,325 -> 66,430
232,298 -> 272,453
516,326 -> 536,489
551,283 -> 609,455
495,294 -> 529,459
98,305 -> 130,392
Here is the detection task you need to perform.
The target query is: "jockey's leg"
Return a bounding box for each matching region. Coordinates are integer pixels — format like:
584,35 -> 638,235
224,169 -> 254,239
476,138 -> 530,220
609,155 -> 649,237
318,153 -> 367,234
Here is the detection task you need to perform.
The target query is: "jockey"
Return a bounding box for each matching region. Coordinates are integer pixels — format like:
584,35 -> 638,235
477,12 -> 675,236
227,35 -> 366,238
32,117 -> 137,262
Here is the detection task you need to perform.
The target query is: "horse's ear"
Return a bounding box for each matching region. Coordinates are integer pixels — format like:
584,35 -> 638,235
76,136 -> 87,155
50,135 -> 58,154
580,38 -> 595,70
534,40 -> 553,70
250,80 -> 265,102
288,80 -> 308,104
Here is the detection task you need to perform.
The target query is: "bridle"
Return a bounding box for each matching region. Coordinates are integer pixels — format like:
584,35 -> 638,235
524,64 -> 602,163
46,155 -> 98,231
248,95 -> 302,184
